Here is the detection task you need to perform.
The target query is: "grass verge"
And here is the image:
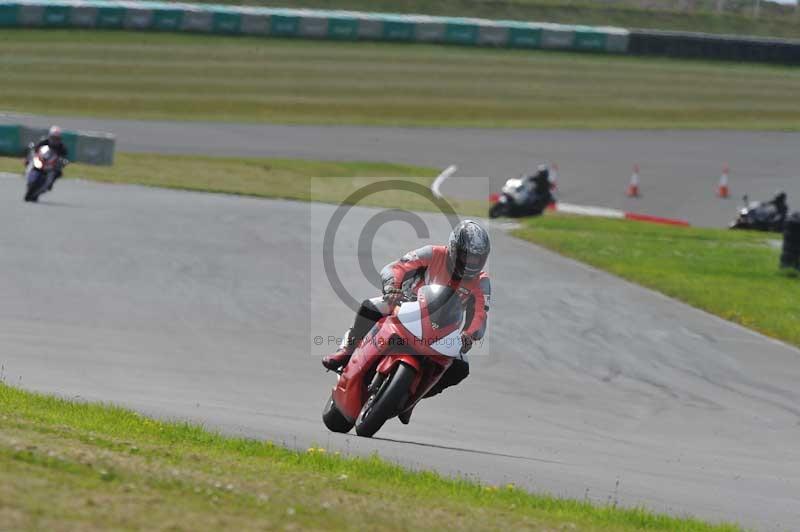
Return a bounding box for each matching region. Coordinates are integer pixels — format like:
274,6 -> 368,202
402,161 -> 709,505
0,153 -> 483,215
2,30 -> 800,129
514,215 -> 800,347
0,382 -> 740,531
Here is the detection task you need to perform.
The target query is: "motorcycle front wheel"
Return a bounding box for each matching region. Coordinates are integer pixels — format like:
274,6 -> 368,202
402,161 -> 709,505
322,395 -> 354,434
355,362 -> 415,437
24,172 -> 47,203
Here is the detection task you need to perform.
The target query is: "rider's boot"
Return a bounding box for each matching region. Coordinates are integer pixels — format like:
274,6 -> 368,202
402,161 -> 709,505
322,300 -> 387,372
322,329 -> 355,372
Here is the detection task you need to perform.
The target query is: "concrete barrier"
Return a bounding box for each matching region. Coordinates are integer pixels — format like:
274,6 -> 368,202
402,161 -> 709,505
5,1 -> 794,63
0,1 -> 629,54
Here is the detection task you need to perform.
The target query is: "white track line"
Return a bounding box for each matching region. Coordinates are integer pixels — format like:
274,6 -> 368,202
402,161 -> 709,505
430,165 -> 457,199
553,202 -> 625,219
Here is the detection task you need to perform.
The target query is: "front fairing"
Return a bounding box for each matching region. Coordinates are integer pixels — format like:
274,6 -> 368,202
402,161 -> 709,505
330,285 -> 466,422
26,165 -> 41,184
333,316 -> 403,421
396,301 -> 463,358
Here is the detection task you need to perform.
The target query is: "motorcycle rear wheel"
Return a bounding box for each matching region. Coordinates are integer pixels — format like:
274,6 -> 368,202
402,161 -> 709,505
355,362 -> 415,438
322,395 -> 354,433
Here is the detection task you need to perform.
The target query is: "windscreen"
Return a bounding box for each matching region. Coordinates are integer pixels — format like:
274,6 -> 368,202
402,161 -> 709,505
419,285 -> 463,331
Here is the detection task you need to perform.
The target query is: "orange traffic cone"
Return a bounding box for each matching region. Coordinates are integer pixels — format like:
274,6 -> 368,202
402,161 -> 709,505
718,164 -> 730,198
627,165 -> 640,197
549,163 -> 559,191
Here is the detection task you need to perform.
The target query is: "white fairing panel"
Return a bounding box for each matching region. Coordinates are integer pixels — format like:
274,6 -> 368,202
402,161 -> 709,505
397,301 -> 464,359
428,329 -> 464,359
397,302 -> 422,339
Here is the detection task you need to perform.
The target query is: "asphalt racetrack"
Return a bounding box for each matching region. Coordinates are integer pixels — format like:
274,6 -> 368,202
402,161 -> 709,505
4,112 -> 800,227
2,167 -> 800,529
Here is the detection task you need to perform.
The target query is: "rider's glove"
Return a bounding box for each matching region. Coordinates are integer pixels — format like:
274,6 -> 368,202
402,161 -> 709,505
460,332 -> 476,355
382,284 -> 403,306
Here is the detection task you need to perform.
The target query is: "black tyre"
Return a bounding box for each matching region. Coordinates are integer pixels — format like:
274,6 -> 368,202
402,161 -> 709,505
24,172 -> 46,203
322,395 -> 354,433
24,183 -> 38,202
489,202 -> 508,219
355,363 -> 415,438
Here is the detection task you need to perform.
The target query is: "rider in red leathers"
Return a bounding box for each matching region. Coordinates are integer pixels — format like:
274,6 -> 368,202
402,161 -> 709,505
323,220 -> 491,421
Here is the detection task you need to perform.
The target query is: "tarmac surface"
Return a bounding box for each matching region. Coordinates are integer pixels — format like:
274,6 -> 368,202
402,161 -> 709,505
4,112 -> 800,227
2,172 -> 800,530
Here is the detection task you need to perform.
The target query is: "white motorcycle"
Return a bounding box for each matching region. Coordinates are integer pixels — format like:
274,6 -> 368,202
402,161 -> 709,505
489,170 -> 555,219
24,144 -> 66,203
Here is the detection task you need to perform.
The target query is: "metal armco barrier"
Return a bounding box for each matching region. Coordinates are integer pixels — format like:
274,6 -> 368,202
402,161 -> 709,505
0,1 -> 629,54
0,125 -> 115,166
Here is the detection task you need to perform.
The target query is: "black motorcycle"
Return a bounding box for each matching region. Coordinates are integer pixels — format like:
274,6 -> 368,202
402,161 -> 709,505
489,170 -> 555,219
729,195 -> 786,232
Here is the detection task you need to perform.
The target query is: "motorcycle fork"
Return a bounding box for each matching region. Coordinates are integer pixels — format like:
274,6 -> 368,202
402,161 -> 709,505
366,371 -> 386,395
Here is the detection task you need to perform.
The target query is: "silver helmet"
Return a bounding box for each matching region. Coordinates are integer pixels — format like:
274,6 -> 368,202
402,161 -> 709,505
446,220 -> 490,280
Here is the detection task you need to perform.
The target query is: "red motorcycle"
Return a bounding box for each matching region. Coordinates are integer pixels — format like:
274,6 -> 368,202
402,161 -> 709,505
323,284 -> 465,437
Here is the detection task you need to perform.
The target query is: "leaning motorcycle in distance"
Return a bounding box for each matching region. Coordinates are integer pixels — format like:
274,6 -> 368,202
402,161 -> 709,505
24,144 -> 65,203
729,195 -> 785,232
489,173 -> 555,219
323,285 -> 466,438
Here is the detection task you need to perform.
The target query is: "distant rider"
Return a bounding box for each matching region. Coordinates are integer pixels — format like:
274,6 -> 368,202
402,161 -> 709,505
30,126 -> 69,190
521,165 -> 552,215
322,220 -> 492,423
768,191 -> 789,227
525,165 -> 551,196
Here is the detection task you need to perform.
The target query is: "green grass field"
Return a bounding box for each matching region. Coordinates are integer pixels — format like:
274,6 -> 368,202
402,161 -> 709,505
188,0 -> 800,39
0,383 -> 740,531
3,30 -> 800,129
514,215 -> 800,347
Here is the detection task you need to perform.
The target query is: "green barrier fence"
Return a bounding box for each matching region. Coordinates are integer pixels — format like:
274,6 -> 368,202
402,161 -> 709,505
0,125 -> 115,166
328,17 -> 359,40
8,2 -> 798,63
1,2 -> 794,65
509,27 -> 542,49
212,11 -> 241,34
272,14 -> 299,37
0,125 -> 22,156
0,4 -> 17,26
0,1 -> 629,54
98,7 -> 125,28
